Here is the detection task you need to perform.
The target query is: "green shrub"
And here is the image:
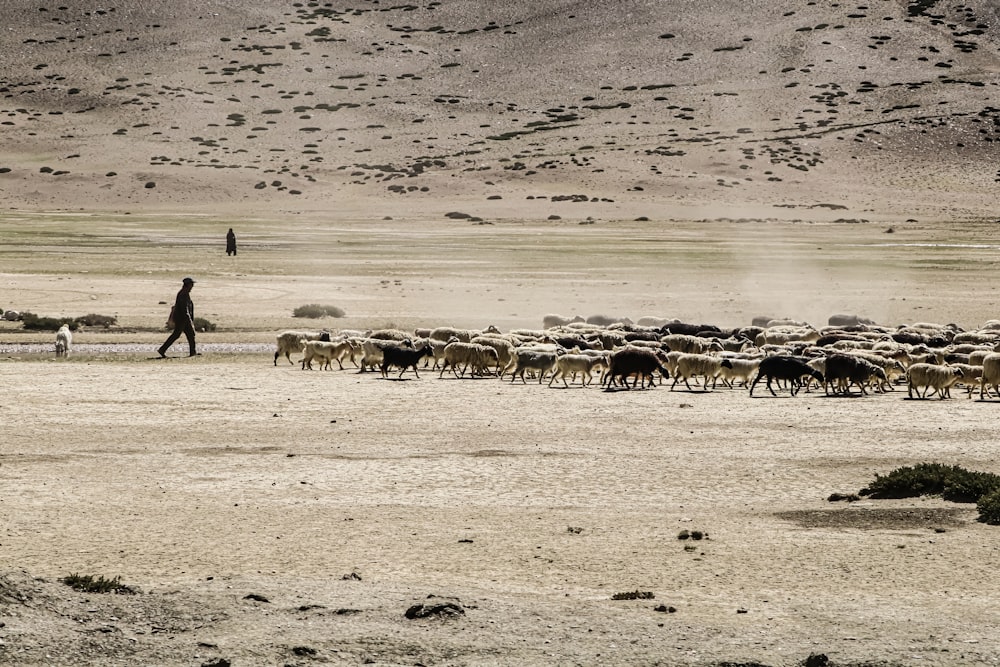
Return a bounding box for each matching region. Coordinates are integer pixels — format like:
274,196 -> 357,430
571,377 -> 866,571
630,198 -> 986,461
977,489 -> 1000,525
193,317 -> 217,332
293,303 -> 346,318
943,469 -> 1000,503
861,463 -> 1000,503
60,573 -> 136,595
20,312 -> 74,331
74,313 -> 117,328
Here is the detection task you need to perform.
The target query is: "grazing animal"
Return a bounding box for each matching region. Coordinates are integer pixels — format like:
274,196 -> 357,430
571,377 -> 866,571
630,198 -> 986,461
55,324 -> 72,357
749,356 -> 824,397
822,353 -> 886,396
661,333 -> 724,355
470,336 -> 515,374
548,353 -> 608,388
716,357 -> 761,389
980,353 -> 1000,399
274,330 -> 330,366
603,347 -> 670,390
300,338 -> 356,370
508,348 -> 559,384
429,325 -> 501,343
670,353 -> 732,392
440,342 -> 499,378
906,363 -> 964,400
380,344 -> 435,379
359,338 -> 413,372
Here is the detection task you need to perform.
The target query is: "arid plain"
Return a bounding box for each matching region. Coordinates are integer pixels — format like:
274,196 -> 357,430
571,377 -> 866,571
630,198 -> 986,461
3,1 -> 1000,666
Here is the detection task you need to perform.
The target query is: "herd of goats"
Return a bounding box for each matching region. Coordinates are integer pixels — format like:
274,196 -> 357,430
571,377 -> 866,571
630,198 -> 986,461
270,312 -> 1000,399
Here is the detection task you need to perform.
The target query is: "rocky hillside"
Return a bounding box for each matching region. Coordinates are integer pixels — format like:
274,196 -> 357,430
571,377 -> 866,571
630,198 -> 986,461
1,0 -> 999,221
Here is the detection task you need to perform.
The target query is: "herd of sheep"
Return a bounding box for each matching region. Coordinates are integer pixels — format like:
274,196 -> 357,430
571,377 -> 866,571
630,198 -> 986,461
270,313 -> 1000,400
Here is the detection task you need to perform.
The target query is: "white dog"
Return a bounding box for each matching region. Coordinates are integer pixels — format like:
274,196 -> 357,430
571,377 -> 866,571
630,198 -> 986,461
55,324 -> 72,357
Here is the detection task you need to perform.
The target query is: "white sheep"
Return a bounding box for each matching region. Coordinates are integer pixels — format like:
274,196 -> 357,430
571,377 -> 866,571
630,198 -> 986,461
548,353 -> 608,388
907,363 -> 965,400
55,324 -> 72,357
274,330 -> 329,366
470,335 -> 515,374
660,333 -> 723,355
980,353 -> 1000,400
716,357 -> 761,389
670,353 -> 731,391
946,362 -> 984,398
755,326 -> 821,347
439,342 -> 499,378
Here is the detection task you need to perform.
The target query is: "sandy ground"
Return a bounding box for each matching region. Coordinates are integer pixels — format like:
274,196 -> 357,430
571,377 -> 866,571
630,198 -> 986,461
2,218 -> 1000,667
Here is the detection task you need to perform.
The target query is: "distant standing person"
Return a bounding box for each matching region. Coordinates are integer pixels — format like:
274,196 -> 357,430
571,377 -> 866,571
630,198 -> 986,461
158,277 -> 198,358
226,228 -> 237,256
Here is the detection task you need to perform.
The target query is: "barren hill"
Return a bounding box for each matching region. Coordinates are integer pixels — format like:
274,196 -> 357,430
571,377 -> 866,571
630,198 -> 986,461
1,0 -> 999,221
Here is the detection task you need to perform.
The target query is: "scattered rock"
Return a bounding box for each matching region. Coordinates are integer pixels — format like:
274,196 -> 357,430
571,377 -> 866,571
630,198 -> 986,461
802,653 -> 829,667
243,593 -> 270,603
404,596 -> 466,619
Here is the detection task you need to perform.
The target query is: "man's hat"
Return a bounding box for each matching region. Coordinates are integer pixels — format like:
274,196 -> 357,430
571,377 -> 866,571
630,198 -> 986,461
182,276 -> 196,284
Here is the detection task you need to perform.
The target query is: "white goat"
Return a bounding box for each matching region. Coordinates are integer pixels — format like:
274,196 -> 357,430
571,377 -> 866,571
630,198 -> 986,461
274,330 -> 329,366
55,324 -> 72,357
548,353 -> 608,388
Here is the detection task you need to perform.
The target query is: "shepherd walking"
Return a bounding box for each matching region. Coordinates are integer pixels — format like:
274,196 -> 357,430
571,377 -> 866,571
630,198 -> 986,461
226,228 -> 237,256
158,277 -> 198,358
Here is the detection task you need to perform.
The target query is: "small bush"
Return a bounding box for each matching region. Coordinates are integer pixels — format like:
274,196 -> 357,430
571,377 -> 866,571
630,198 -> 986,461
861,463 -> 1000,503
74,313 -> 117,328
20,312 -> 74,331
61,573 -> 136,595
194,317 -> 217,332
611,590 -> 654,600
977,489 -> 1000,524
293,303 -> 346,319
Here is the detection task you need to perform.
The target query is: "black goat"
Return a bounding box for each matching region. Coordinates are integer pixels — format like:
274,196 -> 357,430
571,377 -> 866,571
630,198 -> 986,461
380,344 -> 434,379
823,353 -> 885,396
749,355 -> 824,397
603,347 -> 670,390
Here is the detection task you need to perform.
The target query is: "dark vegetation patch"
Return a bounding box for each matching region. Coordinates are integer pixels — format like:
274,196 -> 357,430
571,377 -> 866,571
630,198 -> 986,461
611,590 -> 654,600
61,573 -> 136,595
789,463 -> 1000,527
861,462 -> 1000,503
